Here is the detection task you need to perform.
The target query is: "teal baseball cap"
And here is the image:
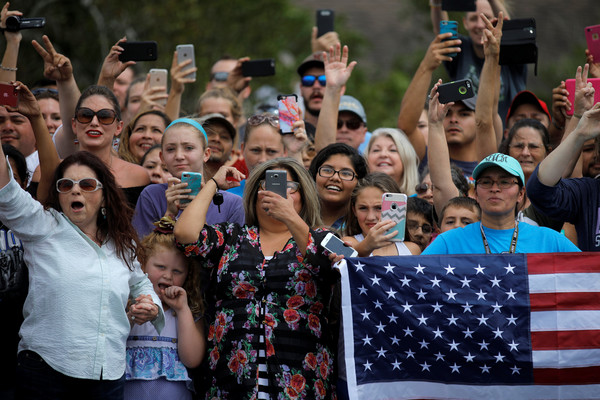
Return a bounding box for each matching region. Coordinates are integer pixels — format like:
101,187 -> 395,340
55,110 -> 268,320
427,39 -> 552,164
472,153 -> 525,186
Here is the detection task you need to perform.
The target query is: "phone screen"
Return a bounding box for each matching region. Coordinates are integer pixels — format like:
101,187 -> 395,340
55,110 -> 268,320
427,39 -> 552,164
322,233 -> 357,258
277,94 -> 299,134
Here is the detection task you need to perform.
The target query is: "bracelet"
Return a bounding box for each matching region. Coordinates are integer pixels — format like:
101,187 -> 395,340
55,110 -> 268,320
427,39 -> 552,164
0,64 -> 17,72
573,113 -> 583,119
211,177 -> 220,191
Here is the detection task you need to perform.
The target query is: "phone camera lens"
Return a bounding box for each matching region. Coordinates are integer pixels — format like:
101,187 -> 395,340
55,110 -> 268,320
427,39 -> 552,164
391,203 -> 397,210
459,86 -> 467,95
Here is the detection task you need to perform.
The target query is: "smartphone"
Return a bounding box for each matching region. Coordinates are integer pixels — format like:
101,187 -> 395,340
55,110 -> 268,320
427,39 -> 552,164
316,9 -> 335,37
586,25 -> 600,62
440,20 -> 459,58
321,232 -> 358,258
381,193 -> 407,242
265,170 -> 287,198
565,78 -> 600,116
118,41 -> 158,62
441,0 -> 476,11
0,83 -> 18,108
149,68 -> 168,107
180,171 -> 202,204
176,44 -> 196,81
437,79 -> 474,104
241,59 -> 276,77
277,94 -> 300,134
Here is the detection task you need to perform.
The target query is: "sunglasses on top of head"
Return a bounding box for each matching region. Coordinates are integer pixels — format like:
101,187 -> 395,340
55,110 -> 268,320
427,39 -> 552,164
301,75 -> 326,87
75,108 -> 117,125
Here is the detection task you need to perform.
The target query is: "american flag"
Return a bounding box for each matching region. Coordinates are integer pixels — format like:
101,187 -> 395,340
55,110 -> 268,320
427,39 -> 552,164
339,253 -> 600,399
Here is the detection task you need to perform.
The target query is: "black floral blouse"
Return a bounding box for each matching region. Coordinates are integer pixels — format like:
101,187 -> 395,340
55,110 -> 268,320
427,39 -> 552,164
179,223 -> 338,400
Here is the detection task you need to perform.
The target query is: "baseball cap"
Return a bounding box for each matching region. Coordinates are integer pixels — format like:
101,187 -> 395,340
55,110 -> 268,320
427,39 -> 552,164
198,113 -> 236,141
506,90 -> 551,125
297,52 -> 325,76
459,95 -> 477,111
339,95 -> 367,124
472,153 -> 525,186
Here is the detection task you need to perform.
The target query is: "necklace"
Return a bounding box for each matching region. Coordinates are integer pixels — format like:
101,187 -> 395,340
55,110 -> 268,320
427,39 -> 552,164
479,221 -> 518,254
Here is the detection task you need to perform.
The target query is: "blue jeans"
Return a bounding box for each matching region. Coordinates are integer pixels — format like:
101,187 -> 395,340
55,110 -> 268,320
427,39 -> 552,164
16,351 -> 124,400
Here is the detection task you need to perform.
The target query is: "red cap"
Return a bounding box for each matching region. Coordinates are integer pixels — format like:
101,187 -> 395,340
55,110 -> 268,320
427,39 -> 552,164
506,90 -> 551,126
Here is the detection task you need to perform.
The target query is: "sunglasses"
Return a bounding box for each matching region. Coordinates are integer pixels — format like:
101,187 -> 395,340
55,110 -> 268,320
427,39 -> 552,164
337,118 -> 362,130
75,108 -> 117,125
415,183 -> 434,194
247,114 -> 279,128
56,178 -> 103,193
301,74 -> 326,87
32,88 -> 59,96
211,71 -> 229,82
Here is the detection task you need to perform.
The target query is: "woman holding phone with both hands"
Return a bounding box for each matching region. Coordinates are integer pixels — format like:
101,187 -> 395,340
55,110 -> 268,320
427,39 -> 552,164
174,158 -> 341,399
0,81 -> 164,399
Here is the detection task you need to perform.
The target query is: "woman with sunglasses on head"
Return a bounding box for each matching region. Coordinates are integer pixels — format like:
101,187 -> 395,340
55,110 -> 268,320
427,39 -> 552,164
423,83 -> 579,255
175,158 -> 341,399
0,81 -> 164,399
309,143 -> 368,230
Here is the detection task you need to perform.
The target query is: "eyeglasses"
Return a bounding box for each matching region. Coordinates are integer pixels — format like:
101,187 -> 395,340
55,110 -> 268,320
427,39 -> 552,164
247,114 -> 279,128
508,142 -> 544,152
407,221 -> 433,234
476,178 -> 519,189
211,71 -> 229,82
56,178 -> 103,193
415,183 -> 434,194
337,118 -> 363,130
318,166 -> 356,181
259,180 -> 300,194
301,74 -> 326,87
75,108 -> 117,125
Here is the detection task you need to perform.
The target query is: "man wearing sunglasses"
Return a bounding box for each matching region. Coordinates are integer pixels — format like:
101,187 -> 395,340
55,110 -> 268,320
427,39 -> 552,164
297,52 -> 327,128
0,107 -> 37,186
337,95 -> 370,153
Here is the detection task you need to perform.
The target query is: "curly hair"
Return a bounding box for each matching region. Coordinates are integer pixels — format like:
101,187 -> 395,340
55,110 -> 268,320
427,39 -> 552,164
44,151 -> 140,270
118,110 -> 171,164
140,231 -> 204,317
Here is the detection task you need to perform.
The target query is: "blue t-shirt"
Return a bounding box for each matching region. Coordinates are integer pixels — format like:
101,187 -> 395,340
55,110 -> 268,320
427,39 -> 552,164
423,222 -> 580,255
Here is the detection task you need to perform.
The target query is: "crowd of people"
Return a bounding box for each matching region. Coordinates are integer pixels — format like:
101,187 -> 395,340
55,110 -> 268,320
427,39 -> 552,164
0,0 -> 598,399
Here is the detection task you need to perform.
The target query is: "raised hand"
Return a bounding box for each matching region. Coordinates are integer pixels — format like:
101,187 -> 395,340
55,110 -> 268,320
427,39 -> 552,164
311,26 -> 340,53
98,37 -> 135,84
428,79 -> 453,125
31,35 -> 73,82
8,81 -> 40,119
481,11 -> 503,58
551,81 -> 569,129
422,33 -> 461,71
572,64 -> 595,116
322,43 -> 356,89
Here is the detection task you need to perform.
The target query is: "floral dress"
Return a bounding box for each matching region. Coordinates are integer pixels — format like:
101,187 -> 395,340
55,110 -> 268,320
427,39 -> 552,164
179,223 -> 338,400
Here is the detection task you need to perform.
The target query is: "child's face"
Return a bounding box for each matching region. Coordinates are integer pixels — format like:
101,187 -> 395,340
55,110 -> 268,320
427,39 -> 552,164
440,205 -> 480,233
406,211 -> 433,251
160,126 -> 210,179
353,187 -> 383,236
144,246 -> 189,302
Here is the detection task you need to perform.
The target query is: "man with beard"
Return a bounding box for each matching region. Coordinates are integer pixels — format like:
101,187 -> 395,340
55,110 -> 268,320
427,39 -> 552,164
297,52 -> 326,131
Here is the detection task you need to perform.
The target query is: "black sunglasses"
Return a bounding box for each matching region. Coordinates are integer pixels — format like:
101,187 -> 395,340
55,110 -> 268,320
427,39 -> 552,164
337,118 -> 362,130
75,108 -> 117,125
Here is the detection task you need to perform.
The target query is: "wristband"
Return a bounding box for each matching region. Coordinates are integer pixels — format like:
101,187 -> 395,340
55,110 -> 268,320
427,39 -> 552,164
573,113 -> 583,119
0,64 -> 17,72
211,177 -> 220,190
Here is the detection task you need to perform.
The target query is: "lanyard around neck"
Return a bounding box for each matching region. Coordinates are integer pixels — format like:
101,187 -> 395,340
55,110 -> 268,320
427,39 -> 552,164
480,222 -> 518,254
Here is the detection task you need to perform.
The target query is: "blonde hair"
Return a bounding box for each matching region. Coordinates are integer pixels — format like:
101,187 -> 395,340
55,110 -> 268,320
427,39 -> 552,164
366,128 -> 420,196
118,110 -> 171,163
141,231 -> 204,316
196,87 -> 242,125
244,157 -> 322,228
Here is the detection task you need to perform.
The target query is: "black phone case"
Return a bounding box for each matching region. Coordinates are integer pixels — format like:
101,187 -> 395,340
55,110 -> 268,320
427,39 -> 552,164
441,0 -> 476,11
437,79 -> 474,104
499,18 -> 538,74
118,41 -> 158,62
316,9 -> 335,37
241,59 -> 275,77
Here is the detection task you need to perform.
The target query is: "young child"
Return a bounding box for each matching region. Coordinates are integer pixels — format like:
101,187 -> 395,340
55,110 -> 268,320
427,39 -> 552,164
438,196 -> 481,233
125,219 -> 205,400
406,196 -> 435,251
343,173 -> 421,256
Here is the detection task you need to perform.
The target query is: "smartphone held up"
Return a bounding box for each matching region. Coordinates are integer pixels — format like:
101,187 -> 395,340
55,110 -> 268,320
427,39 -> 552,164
0,83 -> 18,108
277,94 -> 300,135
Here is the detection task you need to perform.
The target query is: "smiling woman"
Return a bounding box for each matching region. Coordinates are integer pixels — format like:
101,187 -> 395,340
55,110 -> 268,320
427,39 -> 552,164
118,110 -> 171,164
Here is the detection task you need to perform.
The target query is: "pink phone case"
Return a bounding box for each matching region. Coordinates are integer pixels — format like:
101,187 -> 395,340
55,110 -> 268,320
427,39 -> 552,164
586,25 -> 600,62
565,78 -> 600,116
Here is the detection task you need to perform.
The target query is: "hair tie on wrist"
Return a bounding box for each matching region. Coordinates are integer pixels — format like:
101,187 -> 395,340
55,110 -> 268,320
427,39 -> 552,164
211,177 -> 220,191
573,113 -> 583,119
